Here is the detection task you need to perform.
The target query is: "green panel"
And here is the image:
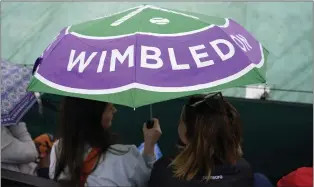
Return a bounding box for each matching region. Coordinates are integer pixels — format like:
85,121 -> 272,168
69,7 -> 212,36
1,2 -> 312,104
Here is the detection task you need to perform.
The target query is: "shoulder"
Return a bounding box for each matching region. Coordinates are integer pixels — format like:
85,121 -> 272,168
151,156 -> 172,176
154,156 -> 171,168
230,158 -> 253,184
107,144 -> 140,161
236,158 -> 252,171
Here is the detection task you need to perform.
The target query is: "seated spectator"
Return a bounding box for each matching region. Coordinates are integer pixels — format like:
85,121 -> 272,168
148,93 -> 253,187
49,97 -> 162,187
1,122 -> 38,175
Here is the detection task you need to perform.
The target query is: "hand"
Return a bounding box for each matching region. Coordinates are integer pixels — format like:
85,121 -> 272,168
143,118 -> 162,148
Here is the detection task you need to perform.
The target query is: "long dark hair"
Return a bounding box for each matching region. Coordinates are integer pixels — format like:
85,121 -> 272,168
170,93 -> 243,181
54,97 -> 115,186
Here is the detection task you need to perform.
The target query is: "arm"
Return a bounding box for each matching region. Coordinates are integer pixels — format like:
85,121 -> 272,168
1,123 -> 38,164
142,144 -> 157,169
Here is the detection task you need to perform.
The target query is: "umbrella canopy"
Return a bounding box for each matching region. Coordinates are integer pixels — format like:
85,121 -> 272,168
28,5 -> 268,108
1,60 -> 36,126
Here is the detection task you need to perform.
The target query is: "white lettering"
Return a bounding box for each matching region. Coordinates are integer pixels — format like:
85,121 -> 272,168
230,34 -> 252,52
140,46 -> 163,69
168,48 -> 190,70
67,50 -> 97,73
97,51 -> 107,73
210,39 -> 235,61
110,45 -> 134,72
237,34 -> 252,51
189,45 -> 214,68
203,175 -> 223,180
212,175 -> 223,180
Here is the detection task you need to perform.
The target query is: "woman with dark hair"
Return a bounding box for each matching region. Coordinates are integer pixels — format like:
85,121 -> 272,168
148,93 -> 253,187
49,97 -> 162,187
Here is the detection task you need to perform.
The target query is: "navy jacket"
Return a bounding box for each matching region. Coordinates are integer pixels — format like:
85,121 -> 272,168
148,156 -> 253,187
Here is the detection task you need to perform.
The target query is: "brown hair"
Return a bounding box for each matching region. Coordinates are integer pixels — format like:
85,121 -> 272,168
54,97 -> 115,186
170,93 -> 243,181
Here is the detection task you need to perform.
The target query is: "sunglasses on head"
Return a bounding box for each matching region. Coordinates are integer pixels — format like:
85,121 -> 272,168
189,92 -> 224,112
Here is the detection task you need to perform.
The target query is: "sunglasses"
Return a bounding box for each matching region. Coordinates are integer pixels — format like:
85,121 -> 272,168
189,92 -> 224,112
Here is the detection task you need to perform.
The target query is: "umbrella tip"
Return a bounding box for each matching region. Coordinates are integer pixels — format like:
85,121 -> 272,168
35,92 -> 43,115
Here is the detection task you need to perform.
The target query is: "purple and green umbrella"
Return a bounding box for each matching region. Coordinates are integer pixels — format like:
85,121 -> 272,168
28,5 -> 268,108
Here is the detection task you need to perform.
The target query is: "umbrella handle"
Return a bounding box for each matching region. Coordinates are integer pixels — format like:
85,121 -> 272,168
146,119 -> 154,129
145,104 -> 154,129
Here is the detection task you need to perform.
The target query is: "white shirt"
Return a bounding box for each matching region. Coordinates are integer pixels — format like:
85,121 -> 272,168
49,140 -> 156,187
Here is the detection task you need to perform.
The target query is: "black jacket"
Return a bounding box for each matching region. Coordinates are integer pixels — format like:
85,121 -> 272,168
148,157 -> 253,187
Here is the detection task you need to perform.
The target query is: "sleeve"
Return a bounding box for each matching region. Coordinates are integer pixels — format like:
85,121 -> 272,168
49,141 -> 58,180
126,145 -> 157,187
1,123 -> 38,164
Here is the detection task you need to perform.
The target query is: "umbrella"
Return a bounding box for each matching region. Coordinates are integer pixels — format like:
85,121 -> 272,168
28,5 -> 268,108
1,60 -> 36,126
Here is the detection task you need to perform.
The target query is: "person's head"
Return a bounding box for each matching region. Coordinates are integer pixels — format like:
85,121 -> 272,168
171,92 -> 243,181
54,97 -> 117,185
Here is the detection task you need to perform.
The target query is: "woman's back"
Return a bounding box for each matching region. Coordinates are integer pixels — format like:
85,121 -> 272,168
148,93 -> 253,187
149,156 -> 253,187
50,140 -> 155,187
